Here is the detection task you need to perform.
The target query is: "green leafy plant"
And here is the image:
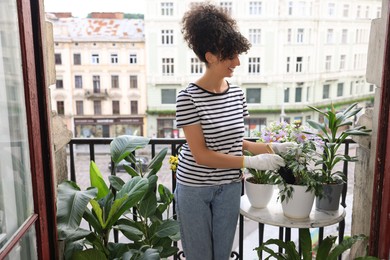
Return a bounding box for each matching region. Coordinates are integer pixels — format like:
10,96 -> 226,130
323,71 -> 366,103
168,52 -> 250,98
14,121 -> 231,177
304,103 -> 371,184
277,141 -> 323,202
255,228 -> 377,260
57,135 -> 180,260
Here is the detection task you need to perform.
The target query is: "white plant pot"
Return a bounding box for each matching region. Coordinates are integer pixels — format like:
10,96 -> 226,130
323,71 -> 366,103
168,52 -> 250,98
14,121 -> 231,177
244,178 -> 274,208
281,185 -> 315,219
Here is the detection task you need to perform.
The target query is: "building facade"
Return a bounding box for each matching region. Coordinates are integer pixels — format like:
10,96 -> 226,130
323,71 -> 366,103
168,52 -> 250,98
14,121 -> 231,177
144,0 -> 380,138
49,13 -> 147,137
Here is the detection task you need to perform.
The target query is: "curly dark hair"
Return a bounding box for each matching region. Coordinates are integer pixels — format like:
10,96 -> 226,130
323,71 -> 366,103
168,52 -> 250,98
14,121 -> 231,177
181,3 -> 251,63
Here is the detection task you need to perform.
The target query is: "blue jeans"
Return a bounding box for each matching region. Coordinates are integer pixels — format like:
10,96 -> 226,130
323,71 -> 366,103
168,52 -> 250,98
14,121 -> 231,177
174,182 -> 242,260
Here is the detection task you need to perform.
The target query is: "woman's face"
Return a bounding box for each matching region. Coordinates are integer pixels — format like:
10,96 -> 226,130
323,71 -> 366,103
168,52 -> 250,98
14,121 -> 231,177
215,54 -> 241,78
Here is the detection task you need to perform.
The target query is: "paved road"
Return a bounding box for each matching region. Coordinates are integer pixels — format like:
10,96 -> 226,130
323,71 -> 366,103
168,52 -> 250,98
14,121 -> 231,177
67,144 -> 356,259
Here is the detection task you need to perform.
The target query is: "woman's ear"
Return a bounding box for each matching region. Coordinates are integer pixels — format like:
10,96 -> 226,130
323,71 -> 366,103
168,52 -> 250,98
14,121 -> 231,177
205,52 -> 217,64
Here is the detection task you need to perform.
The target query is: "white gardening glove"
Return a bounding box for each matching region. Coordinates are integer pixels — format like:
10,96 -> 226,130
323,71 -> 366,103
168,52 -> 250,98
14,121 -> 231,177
271,142 -> 297,154
243,154 -> 285,170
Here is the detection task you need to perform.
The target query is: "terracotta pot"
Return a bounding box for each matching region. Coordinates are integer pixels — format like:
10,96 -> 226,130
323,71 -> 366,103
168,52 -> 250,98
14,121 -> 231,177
244,178 -> 274,208
281,184 -> 315,219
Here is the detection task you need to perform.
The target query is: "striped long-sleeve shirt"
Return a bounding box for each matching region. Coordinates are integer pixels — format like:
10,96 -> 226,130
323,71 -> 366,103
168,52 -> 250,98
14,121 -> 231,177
175,82 -> 249,186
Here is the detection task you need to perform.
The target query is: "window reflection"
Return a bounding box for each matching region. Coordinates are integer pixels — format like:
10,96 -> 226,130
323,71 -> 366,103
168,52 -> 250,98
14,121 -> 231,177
0,0 -> 36,256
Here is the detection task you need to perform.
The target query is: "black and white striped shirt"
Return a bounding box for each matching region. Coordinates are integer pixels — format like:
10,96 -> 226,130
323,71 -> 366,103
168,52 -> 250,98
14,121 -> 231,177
175,82 -> 249,186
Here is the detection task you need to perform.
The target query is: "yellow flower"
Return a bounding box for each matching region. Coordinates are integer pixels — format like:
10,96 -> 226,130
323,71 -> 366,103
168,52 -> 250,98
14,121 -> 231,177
168,155 -> 179,172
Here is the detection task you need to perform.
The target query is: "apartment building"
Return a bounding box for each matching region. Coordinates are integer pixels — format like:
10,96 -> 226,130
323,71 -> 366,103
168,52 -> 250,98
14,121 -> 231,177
49,13 -> 146,137
144,0 -> 380,138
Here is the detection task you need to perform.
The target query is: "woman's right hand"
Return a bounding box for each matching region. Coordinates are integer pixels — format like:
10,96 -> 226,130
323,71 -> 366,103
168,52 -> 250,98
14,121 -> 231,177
243,154 -> 285,170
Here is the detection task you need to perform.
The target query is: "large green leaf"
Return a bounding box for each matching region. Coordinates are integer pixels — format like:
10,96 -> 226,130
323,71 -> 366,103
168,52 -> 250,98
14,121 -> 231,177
110,135 -> 150,163
299,229 -> 312,260
90,199 -> 105,227
106,177 -> 149,228
327,234 -> 367,260
146,148 -> 168,175
108,175 -> 125,191
316,235 -> 337,259
71,248 -> 107,260
57,181 -> 97,230
57,227 -> 92,241
116,224 -> 144,241
154,219 -> 181,238
139,193 -> 157,218
90,161 -> 110,199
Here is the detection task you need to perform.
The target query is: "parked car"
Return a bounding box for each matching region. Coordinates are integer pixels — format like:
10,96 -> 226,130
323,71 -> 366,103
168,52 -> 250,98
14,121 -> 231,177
108,157 -> 149,173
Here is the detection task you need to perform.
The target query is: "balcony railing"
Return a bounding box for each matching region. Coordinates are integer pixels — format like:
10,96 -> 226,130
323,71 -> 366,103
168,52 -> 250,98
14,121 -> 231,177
67,137 -> 356,260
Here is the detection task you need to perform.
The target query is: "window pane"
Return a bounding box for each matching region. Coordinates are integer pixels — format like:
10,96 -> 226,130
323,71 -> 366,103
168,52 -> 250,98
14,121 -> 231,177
323,84 -> 330,99
76,101 -> 84,115
111,75 -> 119,88
130,75 -> 138,88
130,100 -> 138,115
161,89 -> 176,104
295,87 -> 302,102
73,53 -> 81,65
112,100 -> 120,115
75,75 -> 82,88
57,101 -> 65,115
246,88 -> 261,103
54,53 -> 62,65
0,2 -> 36,252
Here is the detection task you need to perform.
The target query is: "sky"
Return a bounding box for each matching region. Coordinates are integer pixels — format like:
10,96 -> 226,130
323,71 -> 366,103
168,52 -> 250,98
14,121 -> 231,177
44,0 -> 146,17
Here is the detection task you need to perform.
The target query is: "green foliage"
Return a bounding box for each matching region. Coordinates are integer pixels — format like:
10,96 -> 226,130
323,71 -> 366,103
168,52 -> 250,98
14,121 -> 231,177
277,141 -> 323,202
255,228 -> 376,260
305,103 -> 371,184
57,135 -> 180,260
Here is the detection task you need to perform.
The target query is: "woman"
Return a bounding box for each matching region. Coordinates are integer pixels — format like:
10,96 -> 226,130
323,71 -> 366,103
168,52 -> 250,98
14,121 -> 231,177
175,3 -> 293,259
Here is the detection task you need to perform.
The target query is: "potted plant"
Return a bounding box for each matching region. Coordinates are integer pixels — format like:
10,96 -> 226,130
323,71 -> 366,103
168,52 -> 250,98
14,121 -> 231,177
244,150 -> 280,208
254,121 -> 322,218
305,103 -> 371,211
254,228 -> 377,260
276,141 -> 323,219
57,135 -> 180,260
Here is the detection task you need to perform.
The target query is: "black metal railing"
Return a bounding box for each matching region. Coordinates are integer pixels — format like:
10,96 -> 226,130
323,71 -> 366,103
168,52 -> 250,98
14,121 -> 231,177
67,137 -> 355,260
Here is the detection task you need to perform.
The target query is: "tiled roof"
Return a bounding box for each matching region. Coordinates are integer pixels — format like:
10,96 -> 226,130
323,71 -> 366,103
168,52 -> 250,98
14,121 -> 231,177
50,16 -> 144,42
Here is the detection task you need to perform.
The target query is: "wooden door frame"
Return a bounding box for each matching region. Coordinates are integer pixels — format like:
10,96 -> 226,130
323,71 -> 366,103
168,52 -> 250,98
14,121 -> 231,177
370,1 -> 390,258
0,0 -> 57,259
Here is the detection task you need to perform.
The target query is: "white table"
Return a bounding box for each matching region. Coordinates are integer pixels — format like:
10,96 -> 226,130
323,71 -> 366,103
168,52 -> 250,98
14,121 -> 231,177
240,194 -> 346,228
239,194 -> 346,258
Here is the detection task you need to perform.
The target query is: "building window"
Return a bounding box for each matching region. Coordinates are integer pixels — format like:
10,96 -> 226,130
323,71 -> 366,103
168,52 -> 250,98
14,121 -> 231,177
249,1 -> 262,15
93,75 -> 100,93
244,117 -> 267,137
112,100 -> 120,115
248,28 -> 261,45
327,29 -> 334,44
130,100 -> 138,115
284,88 -> 290,102
57,101 -> 64,115
306,86 -> 310,101
340,55 -> 346,70
343,4 -> 349,17
76,100 -> 84,115
191,57 -> 203,74
357,5 -> 361,18
325,55 -> 332,71
219,2 -> 233,14
297,28 -> 304,43
295,87 -> 302,102
161,2 -> 173,16
322,84 -> 330,99
337,83 -> 344,97
327,3 -> 335,16
288,1 -> 293,15
248,57 -> 261,74
286,57 -> 291,73
111,75 -> 119,88
161,89 -> 176,104
162,58 -> 174,76
365,6 -> 370,18
341,29 -> 348,44
56,79 -> 63,89
296,57 -> 303,72
287,28 -> 292,43
91,54 -> 100,64
73,53 -> 81,65
111,54 -> 118,64
94,100 -> 102,115
161,29 -> 174,44
130,75 -> 138,88
55,53 -> 62,65
246,88 -> 261,103
129,54 -> 137,64
369,84 -> 374,92
157,118 -> 175,138
75,75 -> 82,89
